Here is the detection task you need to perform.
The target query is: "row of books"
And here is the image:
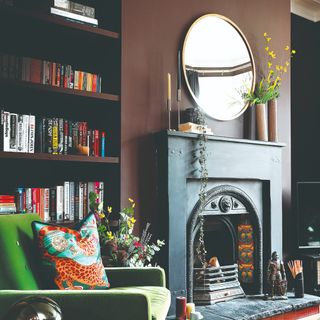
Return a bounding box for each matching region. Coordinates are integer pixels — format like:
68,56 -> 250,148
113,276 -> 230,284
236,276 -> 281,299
1,110 -> 107,156
14,181 -> 104,222
51,0 -> 98,26
0,195 -> 16,213
0,53 -> 102,93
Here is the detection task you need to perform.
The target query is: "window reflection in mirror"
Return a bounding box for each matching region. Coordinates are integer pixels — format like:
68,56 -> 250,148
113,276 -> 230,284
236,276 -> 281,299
183,14 -> 255,121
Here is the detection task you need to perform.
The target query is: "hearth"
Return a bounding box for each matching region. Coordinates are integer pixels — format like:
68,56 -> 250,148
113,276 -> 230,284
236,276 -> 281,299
154,130 -> 285,315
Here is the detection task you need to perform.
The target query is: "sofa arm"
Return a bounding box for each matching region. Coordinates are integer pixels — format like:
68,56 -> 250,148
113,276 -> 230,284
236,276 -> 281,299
105,267 -> 166,288
0,290 -> 152,320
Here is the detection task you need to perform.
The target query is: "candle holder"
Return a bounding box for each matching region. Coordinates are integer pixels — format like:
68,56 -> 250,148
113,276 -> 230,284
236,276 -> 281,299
167,98 -> 172,130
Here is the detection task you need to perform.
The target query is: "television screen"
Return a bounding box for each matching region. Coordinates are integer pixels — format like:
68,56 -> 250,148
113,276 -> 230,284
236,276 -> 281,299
297,182 -> 320,248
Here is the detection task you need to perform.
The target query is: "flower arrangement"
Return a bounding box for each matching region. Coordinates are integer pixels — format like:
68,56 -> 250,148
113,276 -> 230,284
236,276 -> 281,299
90,193 -> 165,267
245,32 -> 296,105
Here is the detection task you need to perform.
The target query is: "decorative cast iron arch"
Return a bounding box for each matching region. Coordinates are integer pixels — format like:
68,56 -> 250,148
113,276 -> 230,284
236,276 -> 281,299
187,185 -> 263,301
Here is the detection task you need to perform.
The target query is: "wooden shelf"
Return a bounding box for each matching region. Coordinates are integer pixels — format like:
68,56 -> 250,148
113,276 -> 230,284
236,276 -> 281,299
0,5 -> 120,40
0,79 -> 120,102
0,152 -> 119,164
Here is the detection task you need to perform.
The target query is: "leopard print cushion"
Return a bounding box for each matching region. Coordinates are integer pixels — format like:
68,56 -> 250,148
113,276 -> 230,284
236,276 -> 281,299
32,213 -> 110,290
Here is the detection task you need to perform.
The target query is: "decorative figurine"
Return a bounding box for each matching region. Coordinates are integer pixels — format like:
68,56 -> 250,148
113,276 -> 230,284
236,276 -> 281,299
266,251 -> 287,299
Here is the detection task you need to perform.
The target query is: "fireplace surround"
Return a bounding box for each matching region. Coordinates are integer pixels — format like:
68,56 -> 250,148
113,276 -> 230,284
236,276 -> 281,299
154,130 -> 285,315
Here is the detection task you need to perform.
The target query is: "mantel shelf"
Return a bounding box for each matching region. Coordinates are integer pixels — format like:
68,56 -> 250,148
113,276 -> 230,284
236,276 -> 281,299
0,79 -> 120,102
0,5 -> 120,39
0,152 -> 119,164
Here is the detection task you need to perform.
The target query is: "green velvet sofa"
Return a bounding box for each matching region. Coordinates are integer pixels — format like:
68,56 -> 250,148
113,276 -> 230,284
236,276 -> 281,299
0,214 -> 171,320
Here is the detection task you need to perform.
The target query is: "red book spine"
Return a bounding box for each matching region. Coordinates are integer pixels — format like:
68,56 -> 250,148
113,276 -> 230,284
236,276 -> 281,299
94,130 -> 100,156
39,188 -> 44,220
82,122 -> 88,146
23,190 -> 26,213
56,63 -> 61,86
32,188 -> 40,214
92,74 -> 97,92
30,59 -> 42,83
78,122 -> 83,147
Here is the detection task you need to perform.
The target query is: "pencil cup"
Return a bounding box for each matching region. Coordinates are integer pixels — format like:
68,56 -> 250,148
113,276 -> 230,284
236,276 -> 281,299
294,272 -> 304,298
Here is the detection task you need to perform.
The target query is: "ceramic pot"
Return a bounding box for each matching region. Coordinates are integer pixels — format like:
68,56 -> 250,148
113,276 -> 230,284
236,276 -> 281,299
255,103 -> 268,141
268,99 -> 278,142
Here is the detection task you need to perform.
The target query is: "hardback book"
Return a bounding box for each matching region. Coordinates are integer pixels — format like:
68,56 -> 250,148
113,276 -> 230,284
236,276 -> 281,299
83,182 -> 88,217
63,181 -> 70,220
30,58 -> 42,83
56,185 -> 64,222
49,187 -> 57,221
3,111 -> 10,151
50,7 -> 98,26
32,188 -> 40,214
51,62 -> 57,86
86,73 -> 92,92
43,188 -> 50,222
52,117 -> 59,154
78,182 -> 84,220
74,70 -> 79,90
42,60 -> 51,85
22,114 -> 30,153
74,182 -> 79,221
54,0 -> 96,19
28,115 -> 35,153
56,63 -> 61,86
9,113 -> 17,152
82,72 -> 87,91
58,117 -> 64,154
63,119 -> 69,155
69,181 -> 75,221
16,114 -> 24,152
25,188 -> 32,213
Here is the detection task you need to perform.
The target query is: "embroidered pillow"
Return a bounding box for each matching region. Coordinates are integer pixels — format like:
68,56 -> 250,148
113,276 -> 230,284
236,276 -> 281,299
32,213 -> 110,290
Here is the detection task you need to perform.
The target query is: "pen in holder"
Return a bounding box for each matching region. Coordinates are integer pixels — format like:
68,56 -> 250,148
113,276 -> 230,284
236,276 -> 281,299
288,260 -> 304,298
294,272 -> 304,298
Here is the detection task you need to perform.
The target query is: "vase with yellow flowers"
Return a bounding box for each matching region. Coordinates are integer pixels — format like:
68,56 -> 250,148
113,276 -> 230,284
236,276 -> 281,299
89,193 -> 165,267
245,32 -> 295,142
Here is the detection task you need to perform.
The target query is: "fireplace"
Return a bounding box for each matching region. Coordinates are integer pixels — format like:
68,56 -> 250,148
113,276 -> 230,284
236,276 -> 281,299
188,185 -> 262,303
154,130 -> 285,315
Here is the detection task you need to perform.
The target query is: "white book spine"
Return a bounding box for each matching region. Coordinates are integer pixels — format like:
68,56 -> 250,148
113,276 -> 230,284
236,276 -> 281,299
99,181 -> 104,203
43,188 -> 50,222
28,115 -> 35,153
26,188 -> 32,213
17,114 -> 24,152
87,181 -> 95,213
3,111 -> 10,151
22,114 -> 29,153
69,181 -> 75,221
56,186 -> 64,222
64,181 -> 70,221
74,70 -> 79,90
79,182 -> 84,220
50,7 -> 98,25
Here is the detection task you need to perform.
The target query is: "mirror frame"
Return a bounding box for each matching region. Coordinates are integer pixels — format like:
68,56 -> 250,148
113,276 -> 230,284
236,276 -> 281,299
182,13 -> 256,121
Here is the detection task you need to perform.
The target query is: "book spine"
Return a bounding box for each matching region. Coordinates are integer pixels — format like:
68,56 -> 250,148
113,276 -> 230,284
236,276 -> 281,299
86,73 -> 92,91
101,131 -> 105,157
82,122 -> 88,146
16,114 -> 23,152
32,188 -> 40,214
69,181 -> 75,221
63,119 -> 68,155
58,117 -> 64,154
3,111 -> 10,151
9,113 -> 17,152
72,121 -> 79,150
56,63 -> 61,86
68,120 -> 73,153
83,182 -> 88,217
78,182 -> 83,220
94,129 -> 99,156
82,72 -> 87,91
78,71 -> 83,90
69,66 -> 74,89
63,65 -> 68,88
63,181 -> 70,221
49,187 -> 56,221
22,114 -> 29,153
78,121 -> 83,147
15,188 -> 24,213
28,115 -> 35,153
98,181 -> 104,204
47,118 -> 53,154
60,64 -> 65,87
92,74 -> 97,92
30,58 -> 42,83
39,188 -> 44,220
26,188 -> 32,213
43,188 -> 50,222
74,70 -> 79,90
25,57 -> 31,82
52,117 -> 59,154
74,182 -> 79,220
51,62 -> 56,86
56,185 -> 64,222
87,182 -> 95,213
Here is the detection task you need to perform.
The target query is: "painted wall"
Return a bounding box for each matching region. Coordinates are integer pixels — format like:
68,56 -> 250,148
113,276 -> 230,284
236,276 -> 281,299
121,0 -> 291,254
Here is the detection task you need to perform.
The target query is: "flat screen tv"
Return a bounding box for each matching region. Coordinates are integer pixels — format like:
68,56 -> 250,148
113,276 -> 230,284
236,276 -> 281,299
297,182 -> 320,249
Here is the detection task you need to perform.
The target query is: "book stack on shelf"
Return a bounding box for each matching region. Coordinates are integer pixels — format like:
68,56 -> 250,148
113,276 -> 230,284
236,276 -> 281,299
0,194 -> 16,214
15,181 -> 104,222
1,109 -> 107,157
0,53 -> 102,93
51,0 -> 98,26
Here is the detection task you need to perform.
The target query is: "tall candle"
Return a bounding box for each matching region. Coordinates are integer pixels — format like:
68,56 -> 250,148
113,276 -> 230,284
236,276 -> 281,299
167,73 -> 171,100
186,303 -> 195,319
177,50 -> 182,90
176,296 -> 186,319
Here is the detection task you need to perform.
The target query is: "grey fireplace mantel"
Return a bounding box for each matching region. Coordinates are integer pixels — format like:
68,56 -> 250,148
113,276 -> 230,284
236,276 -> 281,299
154,130 -> 286,315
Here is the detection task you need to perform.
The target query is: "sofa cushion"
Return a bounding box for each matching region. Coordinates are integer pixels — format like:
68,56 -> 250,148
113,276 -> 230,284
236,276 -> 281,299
111,286 -> 171,320
32,213 -> 110,290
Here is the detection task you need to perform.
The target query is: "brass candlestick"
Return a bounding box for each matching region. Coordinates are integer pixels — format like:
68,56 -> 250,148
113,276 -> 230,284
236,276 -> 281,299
167,98 -> 172,130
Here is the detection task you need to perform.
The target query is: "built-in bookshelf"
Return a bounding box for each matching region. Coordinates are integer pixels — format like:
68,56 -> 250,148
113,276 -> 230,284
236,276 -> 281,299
0,0 -> 121,222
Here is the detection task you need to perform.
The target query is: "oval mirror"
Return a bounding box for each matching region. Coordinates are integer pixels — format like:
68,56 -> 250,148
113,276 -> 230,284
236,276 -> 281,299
182,14 -> 255,121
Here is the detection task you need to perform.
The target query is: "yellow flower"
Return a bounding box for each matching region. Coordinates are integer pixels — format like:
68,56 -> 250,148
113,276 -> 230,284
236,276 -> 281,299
128,198 -> 134,203
107,206 -> 112,213
263,32 -> 267,37
265,46 -> 269,52
266,37 -> 271,42
132,203 -> 136,208
285,45 -> 289,51
276,65 -> 280,71
106,231 -> 114,240
283,67 -> 287,73
99,212 -> 105,219
130,217 -> 136,224
291,49 -> 296,54
285,61 -> 290,67
268,62 -> 272,68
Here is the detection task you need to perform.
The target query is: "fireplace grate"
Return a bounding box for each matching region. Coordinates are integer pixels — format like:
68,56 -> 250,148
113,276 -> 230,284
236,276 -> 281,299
193,264 -> 245,304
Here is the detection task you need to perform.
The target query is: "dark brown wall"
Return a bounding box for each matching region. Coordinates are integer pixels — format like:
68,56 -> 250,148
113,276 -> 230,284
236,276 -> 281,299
121,0 -> 291,253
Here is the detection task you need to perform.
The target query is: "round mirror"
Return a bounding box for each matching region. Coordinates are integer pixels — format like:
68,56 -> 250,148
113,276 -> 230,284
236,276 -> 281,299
182,14 -> 255,121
